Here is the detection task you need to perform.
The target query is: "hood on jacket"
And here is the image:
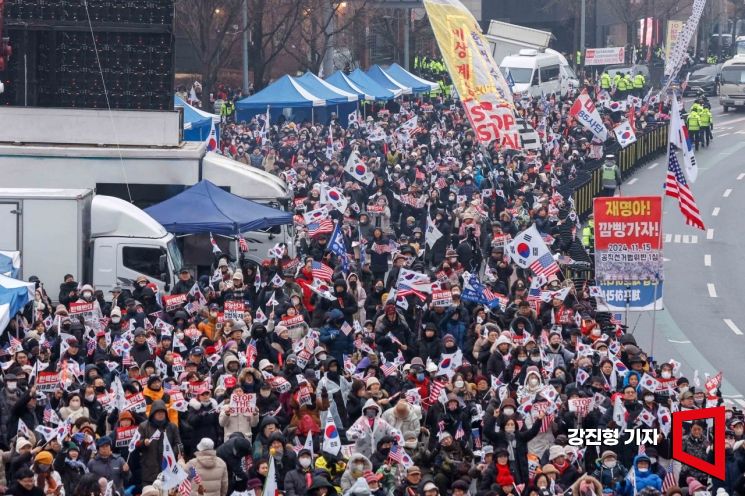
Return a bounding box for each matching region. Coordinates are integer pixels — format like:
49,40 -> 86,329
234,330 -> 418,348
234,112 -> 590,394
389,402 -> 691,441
223,353 -> 240,370
149,399 -> 168,419
510,316 -> 534,335
346,453 -> 373,472
189,397 -> 218,411
362,398 -> 381,417
259,415 -> 279,431
632,454 -> 652,475
194,449 -> 218,469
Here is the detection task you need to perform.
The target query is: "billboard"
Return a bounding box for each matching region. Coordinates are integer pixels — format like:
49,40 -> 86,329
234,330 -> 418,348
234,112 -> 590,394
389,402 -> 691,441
584,47 -> 625,66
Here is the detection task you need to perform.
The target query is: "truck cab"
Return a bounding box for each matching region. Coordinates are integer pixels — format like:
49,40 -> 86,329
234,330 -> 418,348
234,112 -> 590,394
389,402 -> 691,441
90,195 -> 182,296
501,49 -> 565,98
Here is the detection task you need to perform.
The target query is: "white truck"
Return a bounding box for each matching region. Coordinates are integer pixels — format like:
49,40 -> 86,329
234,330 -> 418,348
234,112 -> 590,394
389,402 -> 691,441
0,106 -> 293,268
484,20 -> 579,97
0,188 -> 183,297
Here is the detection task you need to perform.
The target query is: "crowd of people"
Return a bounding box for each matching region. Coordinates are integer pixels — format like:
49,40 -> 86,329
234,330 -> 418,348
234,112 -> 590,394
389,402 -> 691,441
2,73 -> 739,496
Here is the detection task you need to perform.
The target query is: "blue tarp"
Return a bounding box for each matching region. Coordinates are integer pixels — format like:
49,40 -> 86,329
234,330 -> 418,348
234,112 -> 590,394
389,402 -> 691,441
235,75 -> 329,123
337,69 -> 399,101
0,274 -> 33,331
174,96 -> 220,142
145,180 -> 292,236
366,65 -> 412,95
384,63 -> 439,93
295,72 -> 358,104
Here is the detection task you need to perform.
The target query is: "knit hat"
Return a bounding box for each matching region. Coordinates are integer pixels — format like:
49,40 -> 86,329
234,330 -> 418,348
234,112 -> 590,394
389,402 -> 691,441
687,477 -> 705,494
548,445 -> 565,461
366,377 -> 380,388
141,486 -> 160,496
197,438 -> 214,451
541,464 -> 559,475
15,437 -> 31,451
35,451 -> 54,465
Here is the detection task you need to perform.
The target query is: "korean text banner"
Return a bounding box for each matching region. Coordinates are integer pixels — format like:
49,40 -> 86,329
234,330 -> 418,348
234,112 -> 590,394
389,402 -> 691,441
593,196 -> 663,283
596,280 -> 664,312
584,47 -> 625,66
423,0 -> 521,149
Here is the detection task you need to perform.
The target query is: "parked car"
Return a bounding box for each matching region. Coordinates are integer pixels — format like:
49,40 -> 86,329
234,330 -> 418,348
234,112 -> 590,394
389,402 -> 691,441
683,64 -> 722,96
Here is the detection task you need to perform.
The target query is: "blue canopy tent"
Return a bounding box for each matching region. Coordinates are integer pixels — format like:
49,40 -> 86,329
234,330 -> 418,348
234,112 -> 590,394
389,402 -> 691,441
0,274 -> 33,331
384,63 -> 439,94
175,96 -> 220,142
145,180 -> 293,236
294,72 -> 358,126
325,71 -> 373,101
339,69 -> 399,101
366,65 -> 412,95
235,75 -> 326,123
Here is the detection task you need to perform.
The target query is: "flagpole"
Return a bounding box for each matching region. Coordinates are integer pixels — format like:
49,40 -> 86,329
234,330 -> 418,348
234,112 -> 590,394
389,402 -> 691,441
650,276 -> 660,359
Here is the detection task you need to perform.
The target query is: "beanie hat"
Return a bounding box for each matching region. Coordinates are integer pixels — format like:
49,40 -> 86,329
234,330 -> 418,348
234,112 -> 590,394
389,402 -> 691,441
197,438 -> 215,451
687,477 -> 705,494
548,445 -> 565,461
35,451 -> 54,465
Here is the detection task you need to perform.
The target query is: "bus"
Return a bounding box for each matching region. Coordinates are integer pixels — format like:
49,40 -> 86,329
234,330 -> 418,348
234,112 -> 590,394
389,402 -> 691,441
719,54 -> 745,111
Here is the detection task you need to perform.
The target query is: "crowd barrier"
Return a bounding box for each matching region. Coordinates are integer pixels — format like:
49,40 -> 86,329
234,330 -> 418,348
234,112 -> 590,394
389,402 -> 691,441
571,122 -> 669,219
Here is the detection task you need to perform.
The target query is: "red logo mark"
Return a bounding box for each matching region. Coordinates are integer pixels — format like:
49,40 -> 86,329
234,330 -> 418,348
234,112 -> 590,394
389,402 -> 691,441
671,406 -> 725,480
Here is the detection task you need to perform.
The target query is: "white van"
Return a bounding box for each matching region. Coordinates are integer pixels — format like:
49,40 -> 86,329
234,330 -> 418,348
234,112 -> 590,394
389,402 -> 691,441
720,54 -> 745,111
545,48 -> 581,95
501,49 -> 565,98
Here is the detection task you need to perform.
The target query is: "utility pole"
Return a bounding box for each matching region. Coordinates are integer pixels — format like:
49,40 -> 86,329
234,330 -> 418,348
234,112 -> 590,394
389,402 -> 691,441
580,0 -> 586,77
242,0 -> 249,94
403,7 -> 410,69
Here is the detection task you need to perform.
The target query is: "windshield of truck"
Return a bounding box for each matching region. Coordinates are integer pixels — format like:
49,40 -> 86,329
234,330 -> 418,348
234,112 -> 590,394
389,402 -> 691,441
721,66 -> 745,84
167,238 -> 184,274
563,65 -> 578,80
737,40 -> 745,55
504,67 -> 533,84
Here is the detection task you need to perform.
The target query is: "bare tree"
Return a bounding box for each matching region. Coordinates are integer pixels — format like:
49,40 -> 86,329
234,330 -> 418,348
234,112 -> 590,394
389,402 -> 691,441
176,0 -> 246,93
606,0 -> 644,48
247,0 -> 303,88
285,0 -> 369,74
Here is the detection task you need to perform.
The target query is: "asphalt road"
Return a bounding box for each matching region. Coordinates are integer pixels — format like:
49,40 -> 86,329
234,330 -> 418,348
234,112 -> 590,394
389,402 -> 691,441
608,100 -> 745,409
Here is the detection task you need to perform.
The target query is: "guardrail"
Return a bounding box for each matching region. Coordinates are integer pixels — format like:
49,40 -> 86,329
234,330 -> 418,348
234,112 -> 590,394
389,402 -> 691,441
571,122 -> 669,219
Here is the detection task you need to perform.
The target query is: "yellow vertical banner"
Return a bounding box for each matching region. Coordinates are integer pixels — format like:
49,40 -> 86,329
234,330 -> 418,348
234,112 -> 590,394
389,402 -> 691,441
423,0 -> 522,149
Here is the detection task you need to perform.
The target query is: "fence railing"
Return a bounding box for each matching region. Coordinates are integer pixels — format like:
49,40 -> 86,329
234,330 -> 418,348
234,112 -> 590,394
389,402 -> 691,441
570,122 -> 669,219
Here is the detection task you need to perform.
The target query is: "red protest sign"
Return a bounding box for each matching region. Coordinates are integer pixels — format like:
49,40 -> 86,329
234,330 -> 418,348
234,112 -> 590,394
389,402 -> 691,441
115,426 -> 138,447
36,371 -> 59,392
125,392 -> 146,413
162,294 -> 187,312
282,315 -> 305,330
69,302 -> 94,315
224,301 -> 245,321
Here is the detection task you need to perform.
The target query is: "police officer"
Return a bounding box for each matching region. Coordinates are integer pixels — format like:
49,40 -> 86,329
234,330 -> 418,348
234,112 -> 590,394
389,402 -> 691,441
221,99 -> 235,123
633,72 -> 645,97
601,154 -> 622,197
699,105 -> 713,148
624,72 -> 634,96
616,73 -> 628,99
600,71 -> 611,92
687,105 -> 702,151
582,213 -> 595,255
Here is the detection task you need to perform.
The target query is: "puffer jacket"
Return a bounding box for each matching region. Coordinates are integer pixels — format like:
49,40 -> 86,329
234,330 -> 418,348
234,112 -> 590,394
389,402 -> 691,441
346,399 -> 395,458
136,399 -> 183,486
185,449 -> 229,496
218,392 -> 259,440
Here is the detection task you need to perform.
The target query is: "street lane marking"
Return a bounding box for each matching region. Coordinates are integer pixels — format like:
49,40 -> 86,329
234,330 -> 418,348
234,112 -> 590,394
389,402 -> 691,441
708,283 -> 718,297
719,133 -> 732,137
674,234 -> 681,243
627,178 -> 638,185
724,189 -> 732,197
737,399 -> 745,408
667,339 -> 691,344
713,207 -> 721,216
665,234 -> 672,243
707,228 -> 714,239
739,173 -> 745,180
705,254 -> 711,266
724,319 -> 744,335
648,162 -> 658,170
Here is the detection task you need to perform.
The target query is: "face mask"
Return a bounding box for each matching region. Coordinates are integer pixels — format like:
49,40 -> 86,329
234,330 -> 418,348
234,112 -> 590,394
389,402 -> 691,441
517,356 -> 527,363
201,400 -> 211,407
299,457 -> 312,468
354,463 -> 364,472
454,380 -> 465,388
679,386 -> 689,394
85,394 -> 95,402
591,328 -> 601,337
69,399 -> 81,408
661,371 -> 671,379
416,373 -> 425,381
644,395 -> 654,403
637,468 -> 648,473
6,382 -> 16,391
365,410 -> 377,419
504,426 -> 515,434
528,378 -> 540,387
404,441 -> 417,449
605,460 -> 617,469
111,317 -> 120,324
502,408 -> 514,416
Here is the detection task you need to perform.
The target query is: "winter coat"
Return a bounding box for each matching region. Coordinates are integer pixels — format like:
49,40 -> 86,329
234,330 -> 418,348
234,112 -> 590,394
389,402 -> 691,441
380,403 -> 422,436
483,420 -> 541,485
340,453 -> 373,492
320,324 -> 354,364
58,405 -> 89,423
186,449 -> 229,496
87,453 -> 130,493
136,399 -> 183,485
570,476 -> 603,496
218,392 -> 259,440
215,433 -> 253,487
615,455 -> 662,496
185,398 -> 220,455
591,462 -> 628,489
346,399 -> 396,458
143,385 -> 179,425
417,333 -> 443,362
284,464 -> 315,496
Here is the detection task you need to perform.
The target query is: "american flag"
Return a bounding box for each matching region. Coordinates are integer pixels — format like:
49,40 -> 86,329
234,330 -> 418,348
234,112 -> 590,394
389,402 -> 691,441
665,144 -> 705,230
455,422 -> 465,440
245,339 -> 257,367
529,252 -> 560,278
307,219 -> 334,237
435,177 -> 448,189
9,336 -> 22,352
43,402 -> 54,423
425,380 -> 446,408
380,361 -> 398,377
122,353 -> 135,367
662,461 -> 676,492
311,261 -> 334,281
237,235 -> 249,252
87,339 -> 96,357
178,467 -> 202,496
396,283 -> 427,302
388,443 -> 413,468
191,467 -> 203,485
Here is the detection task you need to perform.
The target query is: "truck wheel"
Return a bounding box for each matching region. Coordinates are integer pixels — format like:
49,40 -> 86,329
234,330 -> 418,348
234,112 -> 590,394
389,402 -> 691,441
723,105 -> 729,112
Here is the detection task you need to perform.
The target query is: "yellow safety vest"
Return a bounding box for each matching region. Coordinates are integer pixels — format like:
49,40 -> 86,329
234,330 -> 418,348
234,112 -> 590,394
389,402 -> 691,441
699,109 -> 711,126
600,73 -> 611,89
687,112 -> 700,131
633,74 -> 645,88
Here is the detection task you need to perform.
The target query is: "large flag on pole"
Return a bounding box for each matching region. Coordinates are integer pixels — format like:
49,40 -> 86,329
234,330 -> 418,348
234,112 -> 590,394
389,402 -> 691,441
669,96 -> 698,183
423,0 -> 521,149
665,143 -> 704,230
160,434 -> 189,490
507,225 -> 560,277
264,456 -> 279,496
322,411 -> 342,455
